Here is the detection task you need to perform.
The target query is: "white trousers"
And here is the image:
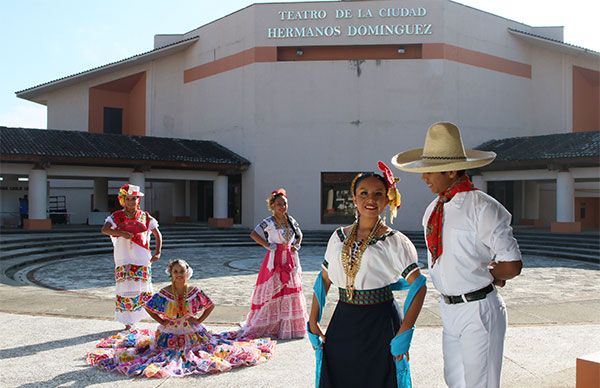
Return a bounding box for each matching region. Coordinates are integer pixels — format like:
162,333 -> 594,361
440,290 -> 507,388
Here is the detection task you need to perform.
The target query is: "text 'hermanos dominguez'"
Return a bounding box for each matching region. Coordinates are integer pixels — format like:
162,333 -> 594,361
267,7 -> 432,39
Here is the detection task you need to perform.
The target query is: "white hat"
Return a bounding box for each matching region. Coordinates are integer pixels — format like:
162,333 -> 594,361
119,183 -> 144,197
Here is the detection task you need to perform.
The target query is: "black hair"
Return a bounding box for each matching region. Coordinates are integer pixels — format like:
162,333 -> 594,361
351,172 -> 389,195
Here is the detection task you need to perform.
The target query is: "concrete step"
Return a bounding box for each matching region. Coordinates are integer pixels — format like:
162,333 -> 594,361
1,226 -> 597,277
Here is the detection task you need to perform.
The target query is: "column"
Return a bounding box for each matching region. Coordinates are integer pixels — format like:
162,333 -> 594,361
209,175 -> 233,228
556,171 -> 574,222
130,171 -> 146,209
93,178 -> 108,211
472,175 -> 487,193
551,170 -> 581,233
27,168 -> 51,229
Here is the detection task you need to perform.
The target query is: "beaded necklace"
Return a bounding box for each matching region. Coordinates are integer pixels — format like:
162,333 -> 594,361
340,219 -> 381,301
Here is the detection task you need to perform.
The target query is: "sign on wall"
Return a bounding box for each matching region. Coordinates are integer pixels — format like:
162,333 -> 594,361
267,6 -> 432,39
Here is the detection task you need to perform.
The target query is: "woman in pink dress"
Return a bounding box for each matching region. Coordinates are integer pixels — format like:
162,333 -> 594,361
240,188 -> 307,339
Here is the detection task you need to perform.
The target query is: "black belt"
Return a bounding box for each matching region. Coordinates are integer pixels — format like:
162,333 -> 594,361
442,284 -> 494,304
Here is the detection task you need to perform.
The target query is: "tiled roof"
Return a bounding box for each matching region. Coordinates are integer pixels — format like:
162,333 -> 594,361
0,127 -> 249,171
476,131 -> 599,170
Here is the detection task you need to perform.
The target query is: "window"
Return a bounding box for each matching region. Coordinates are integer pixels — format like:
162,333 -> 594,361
321,172 -> 360,224
103,107 -> 123,134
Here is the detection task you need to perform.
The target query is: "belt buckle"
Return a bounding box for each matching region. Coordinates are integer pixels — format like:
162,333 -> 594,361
444,295 -> 459,304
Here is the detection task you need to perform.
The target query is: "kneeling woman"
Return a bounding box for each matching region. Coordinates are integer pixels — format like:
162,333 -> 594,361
308,163 -> 427,387
87,259 -> 275,378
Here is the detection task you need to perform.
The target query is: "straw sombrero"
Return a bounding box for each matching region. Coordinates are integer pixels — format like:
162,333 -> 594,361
391,122 -> 496,173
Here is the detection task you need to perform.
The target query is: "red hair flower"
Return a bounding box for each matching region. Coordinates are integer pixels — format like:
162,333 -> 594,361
378,161 -> 402,223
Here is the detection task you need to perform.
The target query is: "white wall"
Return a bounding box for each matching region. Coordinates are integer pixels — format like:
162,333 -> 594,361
147,52 -> 186,138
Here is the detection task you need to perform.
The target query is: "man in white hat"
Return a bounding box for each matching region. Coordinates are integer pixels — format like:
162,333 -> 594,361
392,122 -> 522,388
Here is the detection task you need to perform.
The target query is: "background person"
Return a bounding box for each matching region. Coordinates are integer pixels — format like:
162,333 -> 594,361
101,183 -> 162,331
18,194 -> 28,227
392,122 -> 523,388
240,188 -> 307,339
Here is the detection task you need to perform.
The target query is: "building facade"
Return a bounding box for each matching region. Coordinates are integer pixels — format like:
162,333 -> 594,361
6,0 -> 600,231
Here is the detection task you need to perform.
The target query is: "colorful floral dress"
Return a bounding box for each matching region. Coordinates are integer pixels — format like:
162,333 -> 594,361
86,286 -> 275,378
105,210 -> 158,325
240,215 -> 307,339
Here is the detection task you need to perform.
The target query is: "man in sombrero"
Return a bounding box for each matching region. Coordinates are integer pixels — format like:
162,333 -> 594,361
392,122 -> 523,388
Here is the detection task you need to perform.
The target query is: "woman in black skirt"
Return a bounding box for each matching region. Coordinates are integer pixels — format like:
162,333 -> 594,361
308,163 -> 427,387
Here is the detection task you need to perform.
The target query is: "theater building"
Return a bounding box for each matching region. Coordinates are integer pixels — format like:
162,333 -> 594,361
2,0 -> 599,231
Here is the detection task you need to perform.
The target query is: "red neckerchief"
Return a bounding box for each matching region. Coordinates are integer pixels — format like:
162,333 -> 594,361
112,210 -> 151,250
426,175 -> 476,266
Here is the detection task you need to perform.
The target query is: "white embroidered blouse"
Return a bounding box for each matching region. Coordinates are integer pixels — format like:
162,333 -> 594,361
323,228 -> 419,290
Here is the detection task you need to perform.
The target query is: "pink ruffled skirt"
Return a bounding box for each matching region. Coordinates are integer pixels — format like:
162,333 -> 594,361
241,244 -> 307,339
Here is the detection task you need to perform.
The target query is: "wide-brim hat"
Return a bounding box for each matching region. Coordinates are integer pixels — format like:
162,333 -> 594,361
391,122 -> 496,173
120,184 -> 144,197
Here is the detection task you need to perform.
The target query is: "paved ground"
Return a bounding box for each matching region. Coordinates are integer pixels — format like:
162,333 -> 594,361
0,244 -> 599,387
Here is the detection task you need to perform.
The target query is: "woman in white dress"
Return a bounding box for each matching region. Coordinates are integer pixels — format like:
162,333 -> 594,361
101,183 -> 162,330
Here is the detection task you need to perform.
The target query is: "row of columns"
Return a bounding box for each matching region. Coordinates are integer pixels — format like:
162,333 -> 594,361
25,168 -> 231,229
473,170 -> 580,232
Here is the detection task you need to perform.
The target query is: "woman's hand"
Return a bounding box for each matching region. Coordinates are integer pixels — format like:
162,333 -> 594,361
395,351 -> 410,362
309,321 -> 326,343
150,252 -> 161,262
187,316 -> 199,326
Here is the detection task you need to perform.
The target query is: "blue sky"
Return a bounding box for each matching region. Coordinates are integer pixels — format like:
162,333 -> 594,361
1,0 -> 598,129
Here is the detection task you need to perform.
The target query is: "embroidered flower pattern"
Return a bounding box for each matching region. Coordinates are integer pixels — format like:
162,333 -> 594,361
115,264 -> 151,283
115,292 -> 153,312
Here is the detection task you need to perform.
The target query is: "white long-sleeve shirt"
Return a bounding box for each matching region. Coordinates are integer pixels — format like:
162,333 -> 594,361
422,190 -> 522,296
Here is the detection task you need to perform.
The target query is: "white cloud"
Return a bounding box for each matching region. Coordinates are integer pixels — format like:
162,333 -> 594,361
0,102 -> 47,129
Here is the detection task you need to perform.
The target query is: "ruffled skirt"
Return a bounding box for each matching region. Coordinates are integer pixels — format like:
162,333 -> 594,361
240,245 -> 307,339
86,326 -> 275,378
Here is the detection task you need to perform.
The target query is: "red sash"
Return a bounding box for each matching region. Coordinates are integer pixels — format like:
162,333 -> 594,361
112,210 -> 151,250
426,175 -> 476,266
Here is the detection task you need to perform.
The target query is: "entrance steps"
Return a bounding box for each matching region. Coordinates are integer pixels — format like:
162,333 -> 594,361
1,225 -> 598,284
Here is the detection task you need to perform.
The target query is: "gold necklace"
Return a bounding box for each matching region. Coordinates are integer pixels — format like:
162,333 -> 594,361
172,285 -> 187,316
341,219 -> 381,301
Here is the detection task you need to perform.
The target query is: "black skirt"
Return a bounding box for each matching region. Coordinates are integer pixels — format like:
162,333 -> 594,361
320,299 -> 400,388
